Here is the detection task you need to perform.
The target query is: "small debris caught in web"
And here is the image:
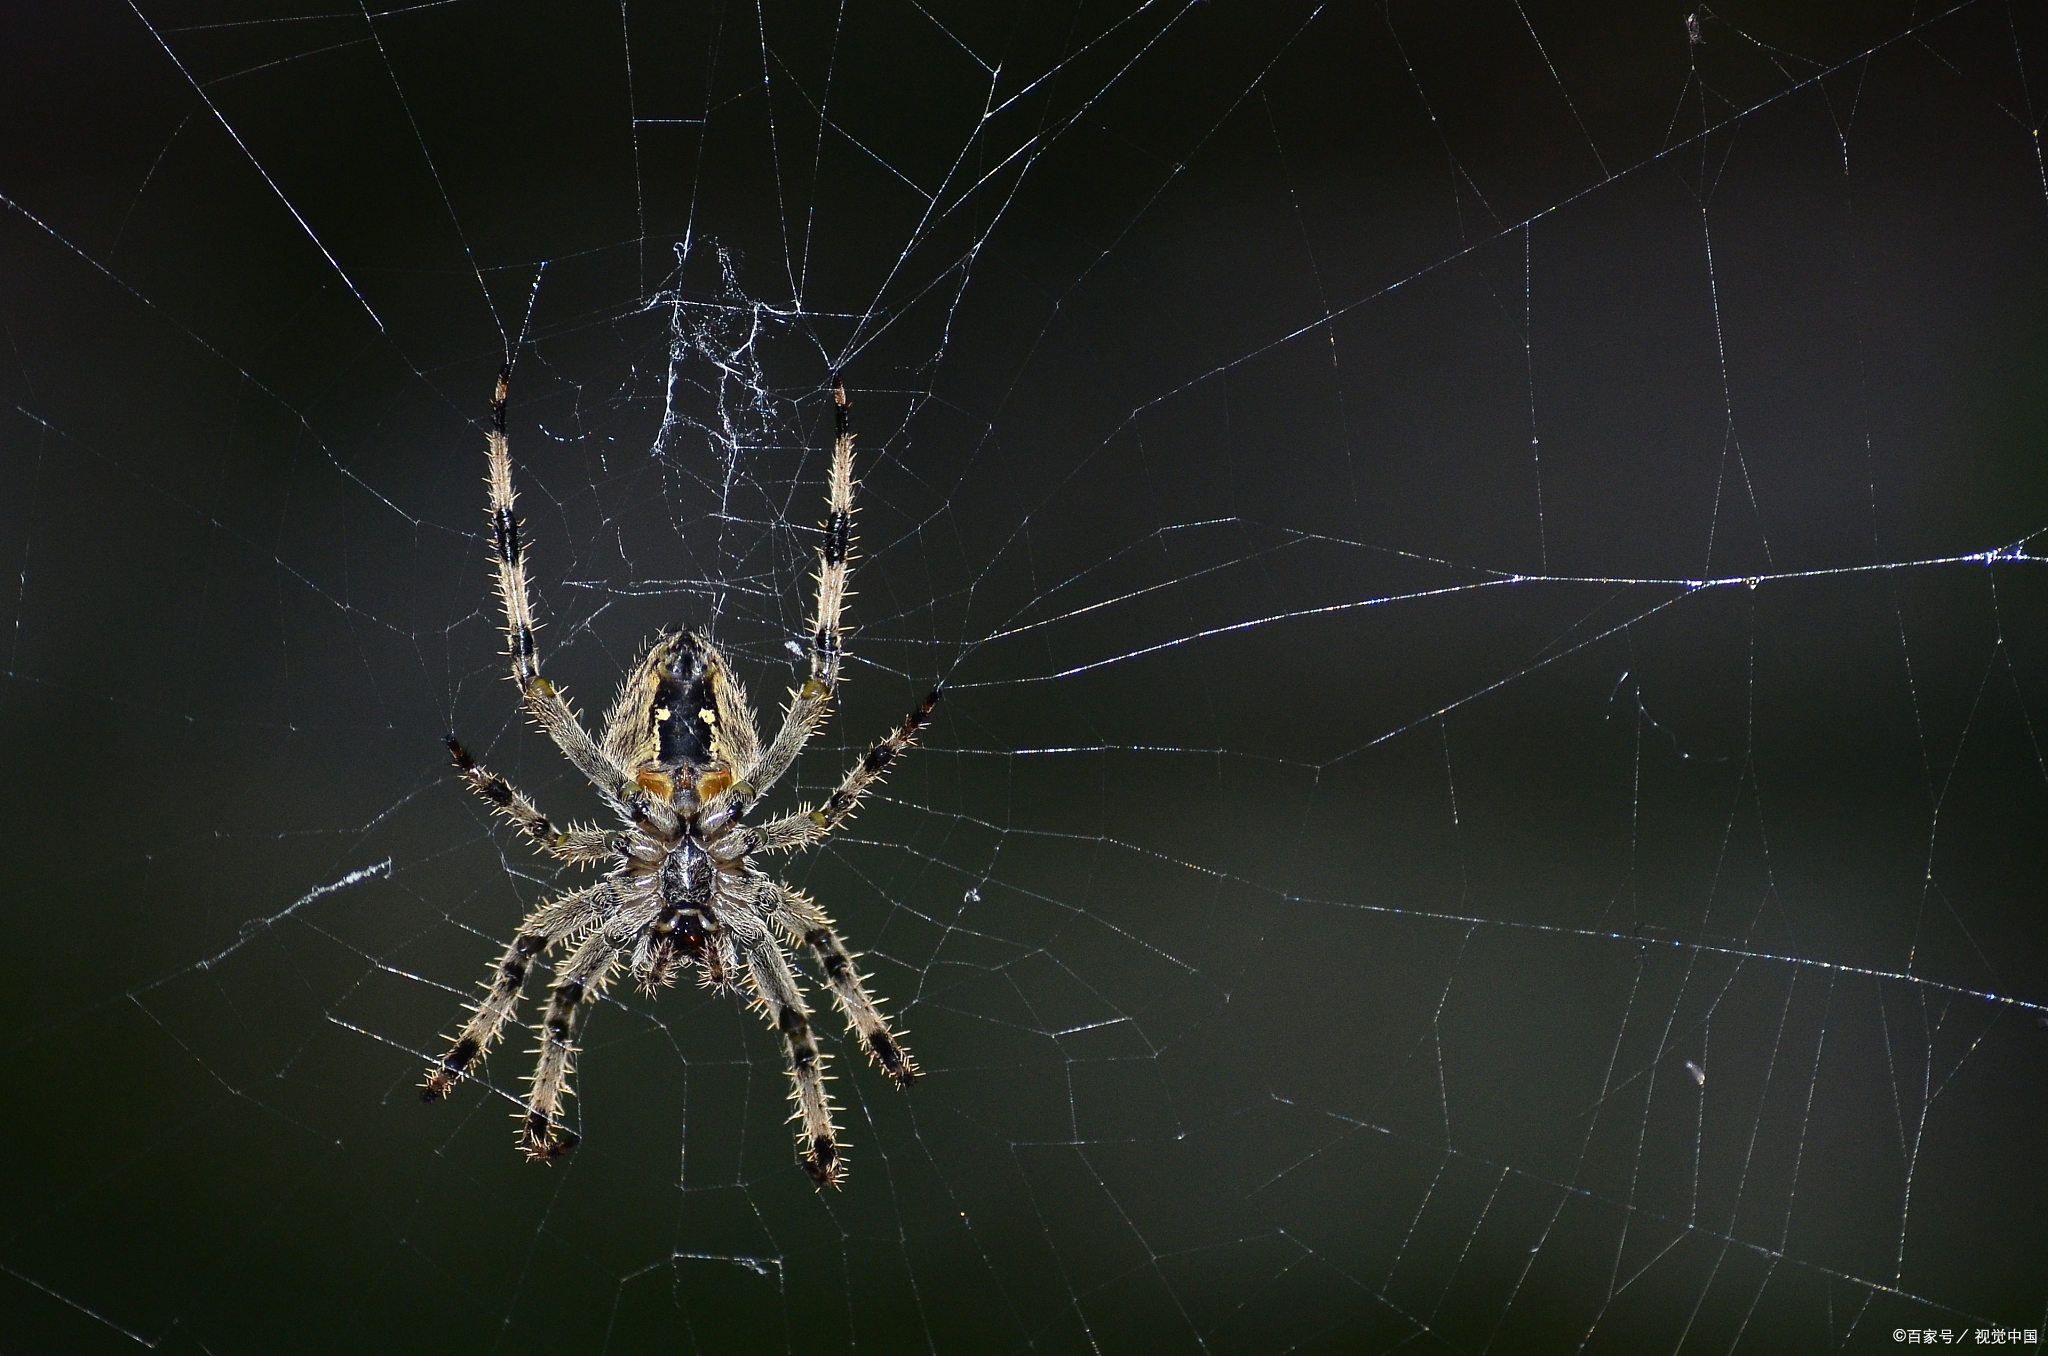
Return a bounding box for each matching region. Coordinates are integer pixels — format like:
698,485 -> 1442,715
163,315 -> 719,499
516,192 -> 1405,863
1684,1060 -> 1706,1087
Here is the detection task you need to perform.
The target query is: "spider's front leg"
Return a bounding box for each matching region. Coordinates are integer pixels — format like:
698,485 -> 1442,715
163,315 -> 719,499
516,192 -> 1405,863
801,921 -> 919,1090
749,880 -> 918,1090
422,881 -> 615,1100
521,917 -> 637,1158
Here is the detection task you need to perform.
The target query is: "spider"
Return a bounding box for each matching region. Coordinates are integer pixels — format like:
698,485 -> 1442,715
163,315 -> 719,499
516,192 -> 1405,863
422,369 -> 936,1187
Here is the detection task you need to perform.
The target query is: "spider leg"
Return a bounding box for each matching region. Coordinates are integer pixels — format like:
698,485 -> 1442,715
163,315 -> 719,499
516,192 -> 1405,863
421,881 -> 614,1100
738,925 -> 844,1187
737,688 -> 942,856
750,881 -> 917,1089
521,917 -> 634,1159
480,371 -> 639,813
738,378 -> 857,806
802,922 -> 919,1090
446,736 -> 624,865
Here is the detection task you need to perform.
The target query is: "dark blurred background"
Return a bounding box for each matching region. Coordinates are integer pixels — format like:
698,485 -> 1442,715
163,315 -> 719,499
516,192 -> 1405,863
2,1 -> 2045,1351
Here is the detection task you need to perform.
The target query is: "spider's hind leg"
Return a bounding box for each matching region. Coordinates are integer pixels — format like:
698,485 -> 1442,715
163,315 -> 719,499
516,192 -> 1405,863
479,371 -> 638,812
741,377 -> 858,805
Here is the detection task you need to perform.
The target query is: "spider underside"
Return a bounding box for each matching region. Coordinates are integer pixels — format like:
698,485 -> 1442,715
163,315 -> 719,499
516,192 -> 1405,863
423,371 -> 935,1188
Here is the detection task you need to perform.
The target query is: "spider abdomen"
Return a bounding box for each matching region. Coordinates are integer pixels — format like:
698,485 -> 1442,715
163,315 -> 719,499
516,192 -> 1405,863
650,631 -> 720,771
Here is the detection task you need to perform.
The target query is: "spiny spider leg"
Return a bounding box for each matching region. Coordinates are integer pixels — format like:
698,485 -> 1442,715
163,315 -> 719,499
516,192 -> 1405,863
763,884 -> 917,1089
739,377 -> 857,807
422,881 -> 615,1100
741,687 -> 942,855
739,925 -> 841,1185
483,369 -> 638,812
446,736 -> 623,864
522,918 -> 635,1158
804,377 -> 856,695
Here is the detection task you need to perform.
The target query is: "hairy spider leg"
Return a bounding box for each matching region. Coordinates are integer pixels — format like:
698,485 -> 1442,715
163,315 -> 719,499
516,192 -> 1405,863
739,925 -> 843,1186
741,377 -> 858,807
521,919 -> 637,1159
808,377 -> 857,693
422,881 -> 615,1100
743,687 -> 943,855
771,887 -> 918,1090
445,736 -> 623,864
483,369 -> 639,812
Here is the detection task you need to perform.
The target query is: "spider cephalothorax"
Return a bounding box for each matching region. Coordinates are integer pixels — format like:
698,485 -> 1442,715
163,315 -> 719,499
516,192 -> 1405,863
422,371 -> 935,1187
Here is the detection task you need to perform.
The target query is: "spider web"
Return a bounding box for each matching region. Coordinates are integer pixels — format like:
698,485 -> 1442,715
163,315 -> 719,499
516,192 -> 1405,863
3,0 -> 2046,1351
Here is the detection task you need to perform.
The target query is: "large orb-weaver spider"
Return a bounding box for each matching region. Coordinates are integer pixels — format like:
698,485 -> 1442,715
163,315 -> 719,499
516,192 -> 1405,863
422,370 -> 935,1187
